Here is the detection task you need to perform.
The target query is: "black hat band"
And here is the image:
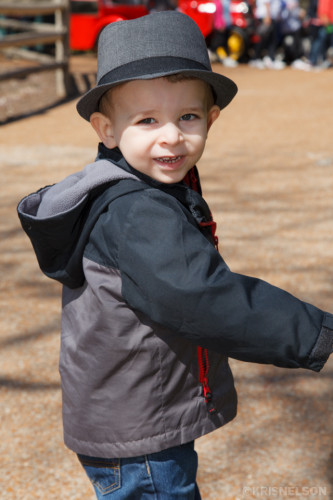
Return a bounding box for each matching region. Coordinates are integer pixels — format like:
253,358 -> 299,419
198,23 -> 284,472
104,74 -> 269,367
98,56 -> 211,86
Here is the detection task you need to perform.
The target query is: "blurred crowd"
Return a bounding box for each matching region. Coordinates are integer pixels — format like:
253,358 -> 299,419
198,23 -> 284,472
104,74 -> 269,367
1,0 -> 332,71
207,0 -> 333,69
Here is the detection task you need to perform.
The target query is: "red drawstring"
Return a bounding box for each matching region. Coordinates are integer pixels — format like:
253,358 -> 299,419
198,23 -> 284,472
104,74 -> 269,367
199,219 -> 219,251
184,168 -> 199,192
197,346 -> 216,414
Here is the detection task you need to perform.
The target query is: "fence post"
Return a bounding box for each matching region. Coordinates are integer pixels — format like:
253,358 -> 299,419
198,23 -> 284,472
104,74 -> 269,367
0,0 -> 71,98
54,0 -> 70,97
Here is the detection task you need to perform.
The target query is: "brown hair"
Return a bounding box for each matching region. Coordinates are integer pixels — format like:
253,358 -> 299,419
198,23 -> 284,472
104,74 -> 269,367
98,75 -> 215,116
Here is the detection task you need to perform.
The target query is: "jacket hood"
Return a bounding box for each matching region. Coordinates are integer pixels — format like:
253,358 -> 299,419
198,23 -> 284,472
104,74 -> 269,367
18,145 -> 206,289
17,156 -> 141,288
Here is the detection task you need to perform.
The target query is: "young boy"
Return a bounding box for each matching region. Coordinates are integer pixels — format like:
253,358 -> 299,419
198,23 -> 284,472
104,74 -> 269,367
18,11 -> 332,500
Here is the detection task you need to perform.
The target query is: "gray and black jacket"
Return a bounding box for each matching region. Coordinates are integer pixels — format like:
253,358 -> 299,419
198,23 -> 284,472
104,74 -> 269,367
17,145 -> 333,459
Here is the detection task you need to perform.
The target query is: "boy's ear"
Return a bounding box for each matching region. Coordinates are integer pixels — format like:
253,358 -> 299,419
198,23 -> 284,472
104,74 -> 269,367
90,112 -> 117,149
207,105 -> 220,133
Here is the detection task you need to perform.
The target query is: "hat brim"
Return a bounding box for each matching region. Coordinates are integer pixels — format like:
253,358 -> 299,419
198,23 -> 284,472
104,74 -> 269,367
76,68 -> 238,121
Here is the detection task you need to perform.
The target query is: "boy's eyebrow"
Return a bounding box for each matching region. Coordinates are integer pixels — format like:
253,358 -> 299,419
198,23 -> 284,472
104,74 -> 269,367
128,109 -> 158,119
128,104 -> 206,120
181,105 -> 206,113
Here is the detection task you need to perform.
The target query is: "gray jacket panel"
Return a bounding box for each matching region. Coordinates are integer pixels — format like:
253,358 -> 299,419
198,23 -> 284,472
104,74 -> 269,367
61,259 -> 237,458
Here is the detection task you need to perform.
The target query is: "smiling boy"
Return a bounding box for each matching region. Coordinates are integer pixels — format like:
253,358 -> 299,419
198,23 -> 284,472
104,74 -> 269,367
18,11 -> 333,500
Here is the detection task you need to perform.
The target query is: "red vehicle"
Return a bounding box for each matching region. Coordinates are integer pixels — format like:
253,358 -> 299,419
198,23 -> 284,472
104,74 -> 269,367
69,0 -> 216,51
70,0 -> 256,61
70,0 -> 147,51
178,0 -> 215,38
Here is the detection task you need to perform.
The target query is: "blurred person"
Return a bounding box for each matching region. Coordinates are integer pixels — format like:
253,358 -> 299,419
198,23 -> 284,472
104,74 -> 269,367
209,0 -> 239,66
304,0 -> 321,52
280,0 -> 308,67
250,0 -> 286,68
309,0 -> 333,67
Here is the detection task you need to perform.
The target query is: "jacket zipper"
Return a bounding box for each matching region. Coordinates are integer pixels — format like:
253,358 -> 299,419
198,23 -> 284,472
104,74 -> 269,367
184,167 -> 219,415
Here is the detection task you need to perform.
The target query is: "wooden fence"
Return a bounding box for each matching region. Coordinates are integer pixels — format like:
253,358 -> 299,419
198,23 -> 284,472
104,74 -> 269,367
0,0 -> 70,97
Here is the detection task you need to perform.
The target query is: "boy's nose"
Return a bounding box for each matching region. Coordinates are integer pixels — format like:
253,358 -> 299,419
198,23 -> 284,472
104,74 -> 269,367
158,123 -> 184,146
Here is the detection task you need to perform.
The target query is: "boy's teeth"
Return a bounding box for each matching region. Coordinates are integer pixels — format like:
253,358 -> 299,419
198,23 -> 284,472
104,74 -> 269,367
158,156 -> 181,163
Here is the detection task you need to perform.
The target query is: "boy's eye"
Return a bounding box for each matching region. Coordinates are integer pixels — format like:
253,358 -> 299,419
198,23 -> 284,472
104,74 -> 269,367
180,113 -> 198,121
138,118 -> 155,125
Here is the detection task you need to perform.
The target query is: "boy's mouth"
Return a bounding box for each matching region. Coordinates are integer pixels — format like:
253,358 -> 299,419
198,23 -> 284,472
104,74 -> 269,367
155,156 -> 183,164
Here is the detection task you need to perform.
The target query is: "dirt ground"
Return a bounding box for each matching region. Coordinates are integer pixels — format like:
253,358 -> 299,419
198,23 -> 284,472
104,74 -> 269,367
0,55 -> 333,500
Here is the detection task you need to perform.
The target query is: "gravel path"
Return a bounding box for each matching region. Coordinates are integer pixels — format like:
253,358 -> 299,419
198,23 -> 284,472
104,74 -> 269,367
0,57 -> 332,500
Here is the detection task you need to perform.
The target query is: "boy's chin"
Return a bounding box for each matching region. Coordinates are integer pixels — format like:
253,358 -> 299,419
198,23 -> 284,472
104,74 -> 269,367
153,171 -> 189,185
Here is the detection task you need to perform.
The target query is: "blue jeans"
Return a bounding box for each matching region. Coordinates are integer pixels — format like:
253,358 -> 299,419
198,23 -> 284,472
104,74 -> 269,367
310,26 -> 333,65
77,442 -> 202,499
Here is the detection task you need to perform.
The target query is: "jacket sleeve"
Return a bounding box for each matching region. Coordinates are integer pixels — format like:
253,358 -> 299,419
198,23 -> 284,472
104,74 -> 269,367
117,189 -> 333,372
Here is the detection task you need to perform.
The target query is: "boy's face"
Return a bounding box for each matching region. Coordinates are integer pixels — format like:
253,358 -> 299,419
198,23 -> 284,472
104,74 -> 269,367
91,78 -> 220,184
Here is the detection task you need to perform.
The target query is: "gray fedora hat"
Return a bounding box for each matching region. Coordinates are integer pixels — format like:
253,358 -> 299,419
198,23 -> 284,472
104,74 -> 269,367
76,11 -> 238,121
